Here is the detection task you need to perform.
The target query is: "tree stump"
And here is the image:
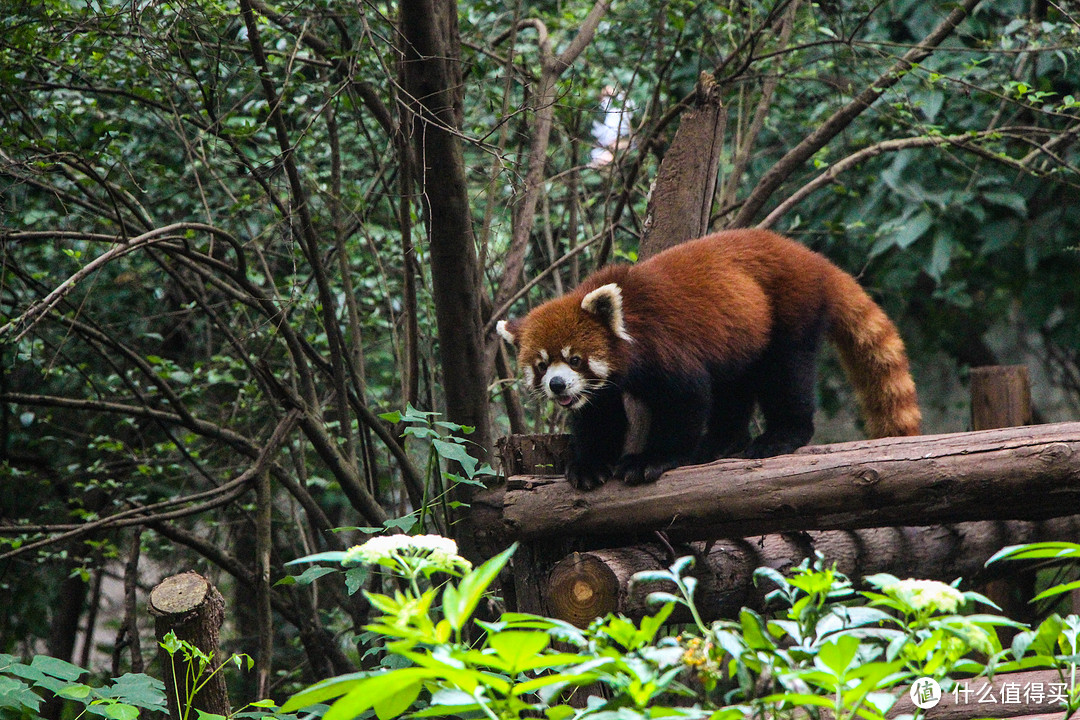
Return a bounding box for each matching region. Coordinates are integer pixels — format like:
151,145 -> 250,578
149,572 -> 230,720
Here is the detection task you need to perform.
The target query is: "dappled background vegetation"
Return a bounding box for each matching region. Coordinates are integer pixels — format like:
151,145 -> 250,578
1,0 -> 1079,694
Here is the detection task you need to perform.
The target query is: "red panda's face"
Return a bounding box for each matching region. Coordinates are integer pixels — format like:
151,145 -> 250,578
518,341 -> 612,410
497,284 -> 630,411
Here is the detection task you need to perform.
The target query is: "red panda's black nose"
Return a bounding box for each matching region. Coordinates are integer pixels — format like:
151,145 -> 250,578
548,376 -> 567,394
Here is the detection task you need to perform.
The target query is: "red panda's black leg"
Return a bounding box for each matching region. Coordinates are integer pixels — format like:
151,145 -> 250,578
615,374 -> 710,484
566,386 -> 627,490
698,376 -> 755,461
746,334 -> 819,458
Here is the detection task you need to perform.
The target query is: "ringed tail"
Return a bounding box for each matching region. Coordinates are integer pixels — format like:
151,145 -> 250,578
826,268 -> 921,438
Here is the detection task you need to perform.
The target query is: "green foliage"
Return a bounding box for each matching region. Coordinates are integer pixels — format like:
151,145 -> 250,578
0,654 -> 166,720
277,541 -> 1080,720
2,0 -> 1080,688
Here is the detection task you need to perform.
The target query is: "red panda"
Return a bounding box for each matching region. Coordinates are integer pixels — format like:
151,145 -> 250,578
497,229 -> 921,490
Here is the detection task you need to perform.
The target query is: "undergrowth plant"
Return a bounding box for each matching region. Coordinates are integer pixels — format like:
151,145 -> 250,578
281,536 -> 1080,720
9,540 -> 1080,720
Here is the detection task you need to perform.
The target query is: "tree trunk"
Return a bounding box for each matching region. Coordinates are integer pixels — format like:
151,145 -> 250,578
475,422 -> 1080,543
149,572 -> 230,720
638,73 -> 726,260
400,0 -> 491,456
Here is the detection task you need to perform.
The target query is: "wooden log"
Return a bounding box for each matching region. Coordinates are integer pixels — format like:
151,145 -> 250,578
484,422 -> 1080,543
542,515 -> 1080,624
971,365 -> 1032,430
149,572 -> 230,720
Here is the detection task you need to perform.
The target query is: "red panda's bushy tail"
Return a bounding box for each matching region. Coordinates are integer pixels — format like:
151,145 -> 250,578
825,267 -> 921,438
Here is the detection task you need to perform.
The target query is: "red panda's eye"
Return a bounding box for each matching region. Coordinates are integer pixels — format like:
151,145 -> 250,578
536,361 -> 547,374
569,355 -> 582,369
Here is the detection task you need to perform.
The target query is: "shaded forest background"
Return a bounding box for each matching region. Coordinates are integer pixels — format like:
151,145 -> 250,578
1,0 -> 1079,695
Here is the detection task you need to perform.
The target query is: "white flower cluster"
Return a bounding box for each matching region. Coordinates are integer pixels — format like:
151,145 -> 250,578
888,578 -> 965,614
344,534 -> 472,571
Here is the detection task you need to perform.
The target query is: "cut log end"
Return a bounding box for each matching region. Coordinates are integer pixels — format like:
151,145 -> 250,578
547,552 -> 620,627
149,572 -> 213,616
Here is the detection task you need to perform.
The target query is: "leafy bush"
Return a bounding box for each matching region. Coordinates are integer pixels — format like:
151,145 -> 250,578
9,540 -> 1080,720
278,538 -> 1080,720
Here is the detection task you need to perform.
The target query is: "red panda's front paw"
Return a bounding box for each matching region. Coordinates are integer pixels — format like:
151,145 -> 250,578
566,461 -> 610,491
614,454 -> 674,485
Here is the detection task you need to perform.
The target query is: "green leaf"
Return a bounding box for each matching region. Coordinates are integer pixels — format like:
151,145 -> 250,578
286,551 -> 348,566
30,656 -> 86,682
0,675 -> 42,712
432,439 -> 478,476
443,543 -> 516,631
97,703 -> 141,720
987,542 -> 1080,565
281,671 -> 374,712
488,631 -> 550,672
892,210 -> 933,249
97,673 -> 166,710
926,231 -> 954,281
58,684 -> 93,700
280,566 -> 338,586
321,669 -> 438,720
373,679 -> 421,720
817,635 -> 861,676
739,609 -> 774,651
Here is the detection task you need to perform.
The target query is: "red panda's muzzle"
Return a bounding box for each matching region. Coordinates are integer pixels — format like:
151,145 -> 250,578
540,363 -> 589,410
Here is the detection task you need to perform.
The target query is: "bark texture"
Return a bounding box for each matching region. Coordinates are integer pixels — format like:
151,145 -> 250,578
639,73 -> 726,260
149,572 -> 230,720
480,423 -> 1080,543
400,0 -> 491,454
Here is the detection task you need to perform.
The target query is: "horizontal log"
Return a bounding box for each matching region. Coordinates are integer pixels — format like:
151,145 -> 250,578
489,422 -> 1080,542
543,516 -> 1080,624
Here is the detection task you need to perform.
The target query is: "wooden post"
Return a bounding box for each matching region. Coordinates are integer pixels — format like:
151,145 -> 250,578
969,365 -> 1036,633
971,365 -> 1032,430
150,572 -> 230,720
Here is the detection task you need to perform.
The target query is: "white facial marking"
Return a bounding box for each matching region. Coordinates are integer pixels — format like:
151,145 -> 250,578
561,346 -> 572,360
588,357 -> 610,379
540,362 -> 587,409
538,349 -> 549,363
522,365 -> 535,387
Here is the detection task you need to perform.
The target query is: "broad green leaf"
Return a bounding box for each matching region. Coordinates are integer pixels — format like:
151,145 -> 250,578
97,672 -> 167,710
281,671 -> 374,712
323,670 -> 435,720
30,656 -> 86,682
373,679 -> 421,720
489,631 -> 549,672
96,703 -> 141,720
817,635 -> 860,676
58,683 -> 93,700
443,543 -> 516,631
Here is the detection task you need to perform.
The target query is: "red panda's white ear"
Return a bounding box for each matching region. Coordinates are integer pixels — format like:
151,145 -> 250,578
581,283 -> 632,341
496,319 -> 519,346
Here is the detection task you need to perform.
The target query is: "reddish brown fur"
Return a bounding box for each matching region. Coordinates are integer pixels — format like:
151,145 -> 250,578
511,229 -> 920,439
502,229 -> 919,488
